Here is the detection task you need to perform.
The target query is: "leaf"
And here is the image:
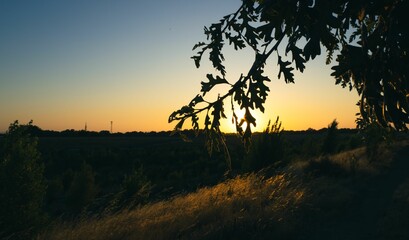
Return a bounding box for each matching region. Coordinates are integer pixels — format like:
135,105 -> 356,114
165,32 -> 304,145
304,37 -> 321,61
174,119 -> 185,131
232,111 -> 243,135
244,108 -> 256,127
225,33 -> 246,50
189,94 -> 204,107
257,23 -> 274,42
168,111 -> 177,123
168,105 -> 193,123
211,98 -> 226,130
290,46 -> 306,72
201,74 -> 229,95
191,114 -> 200,135
192,42 -> 206,51
191,55 -> 201,68
209,44 -> 226,75
244,25 -> 259,46
278,56 -> 295,83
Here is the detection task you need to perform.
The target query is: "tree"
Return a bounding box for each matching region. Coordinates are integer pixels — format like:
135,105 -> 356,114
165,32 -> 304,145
169,0 -> 408,149
0,121 -> 47,239
321,119 -> 339,154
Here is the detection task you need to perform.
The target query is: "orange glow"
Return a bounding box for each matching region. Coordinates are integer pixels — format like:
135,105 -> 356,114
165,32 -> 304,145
0,1 -> 359,133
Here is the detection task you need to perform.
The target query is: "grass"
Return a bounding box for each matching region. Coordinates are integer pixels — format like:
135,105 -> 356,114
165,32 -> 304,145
38,173 -> 305,240
38,140 -> 409,240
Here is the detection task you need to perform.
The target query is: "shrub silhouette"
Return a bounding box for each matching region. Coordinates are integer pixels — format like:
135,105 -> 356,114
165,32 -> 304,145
244,117 -> 285,172
0,121 -> 47,239
321,119 -> 339,155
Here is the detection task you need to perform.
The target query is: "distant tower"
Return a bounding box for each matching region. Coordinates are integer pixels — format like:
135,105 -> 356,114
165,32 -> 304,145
110,121 -> 113,133
85,122 -> 87,131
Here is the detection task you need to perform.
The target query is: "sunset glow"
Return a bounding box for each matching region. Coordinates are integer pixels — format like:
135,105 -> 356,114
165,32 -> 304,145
0,1 -> 359,133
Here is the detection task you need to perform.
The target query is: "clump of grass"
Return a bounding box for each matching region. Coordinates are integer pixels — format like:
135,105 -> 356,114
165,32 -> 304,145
38,173 -> 306,240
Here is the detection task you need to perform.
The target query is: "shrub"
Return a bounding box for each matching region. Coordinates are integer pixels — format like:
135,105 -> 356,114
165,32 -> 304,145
108,167 -> 152,211
243,117 -> 285,172
321,119 -> 339,155
0,121 -> 47,239
65,162 -> 98,214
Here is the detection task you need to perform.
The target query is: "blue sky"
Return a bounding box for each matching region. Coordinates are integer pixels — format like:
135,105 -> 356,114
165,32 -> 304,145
0,1 -> 359,132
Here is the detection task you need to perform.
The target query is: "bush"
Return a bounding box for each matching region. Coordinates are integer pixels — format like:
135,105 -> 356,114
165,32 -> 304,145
108,167 -> 152,211
65,162 -> 98,214
321,119 -> 339,155
243,117 -> 285,172
0,121 -> 47,239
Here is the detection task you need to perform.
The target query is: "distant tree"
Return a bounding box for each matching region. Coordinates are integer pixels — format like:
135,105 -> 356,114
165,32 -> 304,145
0,121 -> 47,239
321,119 -> 339,154
169,0 -> 409,150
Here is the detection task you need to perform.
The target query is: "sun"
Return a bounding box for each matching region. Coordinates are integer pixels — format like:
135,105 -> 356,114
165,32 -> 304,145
221,106 -> 272,133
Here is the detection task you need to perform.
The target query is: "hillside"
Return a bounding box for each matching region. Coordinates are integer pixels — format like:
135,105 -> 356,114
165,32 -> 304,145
38,140 -> 409,240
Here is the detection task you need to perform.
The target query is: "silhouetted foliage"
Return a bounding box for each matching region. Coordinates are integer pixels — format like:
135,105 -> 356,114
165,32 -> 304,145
170,0 -> 409,151
244,117 -> 285,171
0,121 -> 47,239
322,119 -> 339,154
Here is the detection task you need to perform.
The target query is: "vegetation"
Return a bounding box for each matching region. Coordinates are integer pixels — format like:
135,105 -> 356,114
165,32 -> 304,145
3,1 -> 408,239
243,117 -> 285,171
0,120 -> 407,239
37,135 -> 409,240
321,119 -> 339,154
0,121 -> 47,239
169,0 -> 409,150
38,173 -> 305,240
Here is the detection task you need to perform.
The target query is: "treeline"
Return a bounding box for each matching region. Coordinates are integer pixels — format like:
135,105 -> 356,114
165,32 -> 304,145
0,125 -> 176,137
1,124 -> 358,138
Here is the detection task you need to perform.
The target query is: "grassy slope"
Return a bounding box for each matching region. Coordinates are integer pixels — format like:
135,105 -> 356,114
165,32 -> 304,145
38,141 -> 409,240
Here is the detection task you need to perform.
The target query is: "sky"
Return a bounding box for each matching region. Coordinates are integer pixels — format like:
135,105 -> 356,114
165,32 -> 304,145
0,0 -> 359,133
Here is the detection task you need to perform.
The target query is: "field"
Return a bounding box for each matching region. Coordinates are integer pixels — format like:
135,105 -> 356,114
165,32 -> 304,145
1,127 -> 409,239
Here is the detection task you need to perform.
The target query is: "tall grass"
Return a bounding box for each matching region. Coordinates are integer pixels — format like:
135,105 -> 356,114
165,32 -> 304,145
38,173 -> 305,240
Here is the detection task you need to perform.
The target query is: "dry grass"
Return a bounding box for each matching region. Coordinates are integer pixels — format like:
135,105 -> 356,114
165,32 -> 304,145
38,140 -> 409,240
38,173 -> 306,240
292,141 -> 402,178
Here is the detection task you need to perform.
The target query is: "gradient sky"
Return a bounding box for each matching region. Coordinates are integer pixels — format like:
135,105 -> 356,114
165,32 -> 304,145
0,1 -> 359,133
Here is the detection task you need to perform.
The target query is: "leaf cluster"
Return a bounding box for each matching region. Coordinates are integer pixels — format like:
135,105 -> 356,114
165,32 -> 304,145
170,0 -> 409,159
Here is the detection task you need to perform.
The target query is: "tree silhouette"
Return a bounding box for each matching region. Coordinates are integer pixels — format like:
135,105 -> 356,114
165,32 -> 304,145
321,119 -> 339,154
169,0 -> 408,149
0,121 -> 47,239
